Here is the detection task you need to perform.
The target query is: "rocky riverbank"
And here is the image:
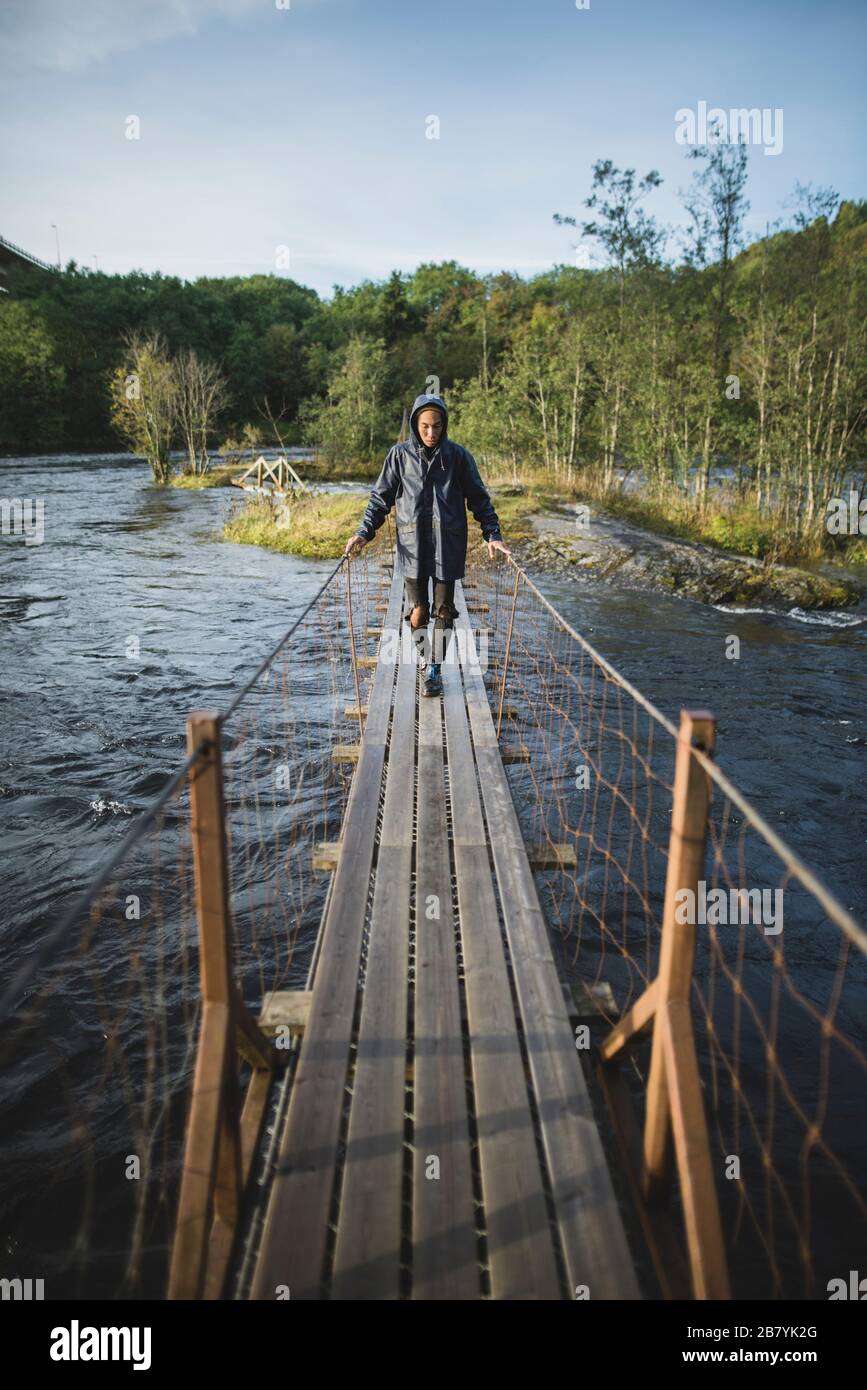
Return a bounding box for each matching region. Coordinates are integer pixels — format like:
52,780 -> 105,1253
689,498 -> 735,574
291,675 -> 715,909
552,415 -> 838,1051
510,498 -> 862,611
217,477 -> 863,612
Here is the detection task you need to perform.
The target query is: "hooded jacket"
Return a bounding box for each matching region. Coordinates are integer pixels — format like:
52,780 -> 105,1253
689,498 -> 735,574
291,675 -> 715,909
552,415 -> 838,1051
355,393 -> 502,581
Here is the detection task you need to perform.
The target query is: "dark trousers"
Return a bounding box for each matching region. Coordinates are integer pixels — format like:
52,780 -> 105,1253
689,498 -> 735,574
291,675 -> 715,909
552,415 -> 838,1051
403,575 -> 457,666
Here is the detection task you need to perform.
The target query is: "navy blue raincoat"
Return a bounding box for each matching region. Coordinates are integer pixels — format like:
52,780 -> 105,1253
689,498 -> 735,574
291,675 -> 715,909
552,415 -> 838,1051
355,394 -> 502,581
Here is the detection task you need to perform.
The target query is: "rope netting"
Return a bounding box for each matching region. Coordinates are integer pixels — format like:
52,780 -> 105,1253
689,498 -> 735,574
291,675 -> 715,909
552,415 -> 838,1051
0,756 -> 203,1298
0,547 -> 393,1298
465,550 -> 867,1300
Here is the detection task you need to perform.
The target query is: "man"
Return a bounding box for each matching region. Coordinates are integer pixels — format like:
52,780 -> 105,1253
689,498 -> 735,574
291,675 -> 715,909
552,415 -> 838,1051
343,392 -> 510,696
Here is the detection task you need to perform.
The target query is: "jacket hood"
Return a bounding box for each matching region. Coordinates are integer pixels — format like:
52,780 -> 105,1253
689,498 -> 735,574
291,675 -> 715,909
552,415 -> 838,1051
409,393 -> 449,452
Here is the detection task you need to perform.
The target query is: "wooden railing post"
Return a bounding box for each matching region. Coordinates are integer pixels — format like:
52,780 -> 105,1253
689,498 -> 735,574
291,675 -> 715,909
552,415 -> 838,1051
642,709 -> 715,1204
344,558 -> 364,740
496,566 -> 521,740
595,706 -> 729,1299
168,711 -> 242,1299
186,713 -> 235,1007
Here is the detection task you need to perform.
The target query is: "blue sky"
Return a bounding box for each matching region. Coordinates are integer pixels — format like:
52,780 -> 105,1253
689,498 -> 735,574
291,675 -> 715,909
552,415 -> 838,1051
1,0 -> 864,298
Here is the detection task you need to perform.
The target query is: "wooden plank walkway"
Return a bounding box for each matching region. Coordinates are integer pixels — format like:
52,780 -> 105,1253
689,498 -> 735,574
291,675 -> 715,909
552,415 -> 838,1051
250,569 -> 640,1300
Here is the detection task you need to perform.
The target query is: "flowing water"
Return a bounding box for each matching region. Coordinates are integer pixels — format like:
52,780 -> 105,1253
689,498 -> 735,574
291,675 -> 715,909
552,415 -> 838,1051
1,453 -> 865,1297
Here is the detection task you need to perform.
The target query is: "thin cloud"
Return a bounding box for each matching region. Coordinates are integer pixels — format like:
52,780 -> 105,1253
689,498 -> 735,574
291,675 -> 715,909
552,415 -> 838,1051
0,0 -> 269,73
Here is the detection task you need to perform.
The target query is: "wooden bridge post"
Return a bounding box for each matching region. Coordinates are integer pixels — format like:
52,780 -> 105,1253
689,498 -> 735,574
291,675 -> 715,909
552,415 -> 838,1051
344,557 -> 364,740
642,708 -> 730,1298
168,711 -> 242,1299
496,566 -> 522,740
594,706 -> 729,1299
186,713 -> 235,1006
643,709 -> 715,1202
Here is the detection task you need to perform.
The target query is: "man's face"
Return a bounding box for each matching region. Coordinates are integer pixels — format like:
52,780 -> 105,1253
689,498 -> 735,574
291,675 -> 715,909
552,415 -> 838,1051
417,409 -> 444,448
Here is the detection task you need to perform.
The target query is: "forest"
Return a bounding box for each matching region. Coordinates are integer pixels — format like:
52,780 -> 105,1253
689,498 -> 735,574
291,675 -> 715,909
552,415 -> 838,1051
1,148 -> 865,561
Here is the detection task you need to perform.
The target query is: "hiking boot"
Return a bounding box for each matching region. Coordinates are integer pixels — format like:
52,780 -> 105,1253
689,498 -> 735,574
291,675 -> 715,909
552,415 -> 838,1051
422,662 -> 442,697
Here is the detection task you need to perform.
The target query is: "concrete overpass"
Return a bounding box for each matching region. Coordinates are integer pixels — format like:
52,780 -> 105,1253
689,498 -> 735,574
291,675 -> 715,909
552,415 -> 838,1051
0,234 -> 58,293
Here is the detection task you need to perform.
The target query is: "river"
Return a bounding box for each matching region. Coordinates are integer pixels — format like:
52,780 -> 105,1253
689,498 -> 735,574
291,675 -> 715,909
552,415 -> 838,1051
1,452 -> 865,1297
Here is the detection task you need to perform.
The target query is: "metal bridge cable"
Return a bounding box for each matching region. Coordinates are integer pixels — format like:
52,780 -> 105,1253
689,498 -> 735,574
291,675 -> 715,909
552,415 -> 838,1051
9,543 -> 860,1035
1,555 -> 350,1022
505,554 -> 865,953
505,557 -> 681,739
220,556 -> 347,726
687,743 -> 867,953
0,743 -> 210,1026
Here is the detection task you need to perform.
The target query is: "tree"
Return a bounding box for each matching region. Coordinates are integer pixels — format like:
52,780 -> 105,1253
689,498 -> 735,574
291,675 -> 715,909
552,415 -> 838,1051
0,300 -> 65,452
174,348 -> 229,474
555,162 -> 666,488
109,332 -> 178,483
299,335 -> 388,467
681,128 -> 751,499
555,160 -> 666,318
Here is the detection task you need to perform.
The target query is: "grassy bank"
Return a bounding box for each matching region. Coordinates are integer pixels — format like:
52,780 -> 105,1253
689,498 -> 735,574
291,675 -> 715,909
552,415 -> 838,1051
223,486 -> 543,560
224,492 -> 368,559
170,454 -> 377,489
537,472 -> 867,569
170,466 -> 237,489
217,457 -> 866,574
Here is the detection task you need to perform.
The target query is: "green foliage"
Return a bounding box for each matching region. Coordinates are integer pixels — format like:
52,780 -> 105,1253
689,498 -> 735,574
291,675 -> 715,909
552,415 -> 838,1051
840,535 -> 867,566
576,484 -> 818,566
223,485 -> 541,560
0,298 -> 65,451
2,264 -> 318,451
299,335 -> 389,467
2,176 -> 865,569
224,492 -> 369,559
700,510 -> 779,559
170,466 -> 237,489
108,332 -> 178,483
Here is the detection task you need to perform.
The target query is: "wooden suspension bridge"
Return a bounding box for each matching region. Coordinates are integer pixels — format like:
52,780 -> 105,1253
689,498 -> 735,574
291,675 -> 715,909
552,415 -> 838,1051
167,557 -> 735,1302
